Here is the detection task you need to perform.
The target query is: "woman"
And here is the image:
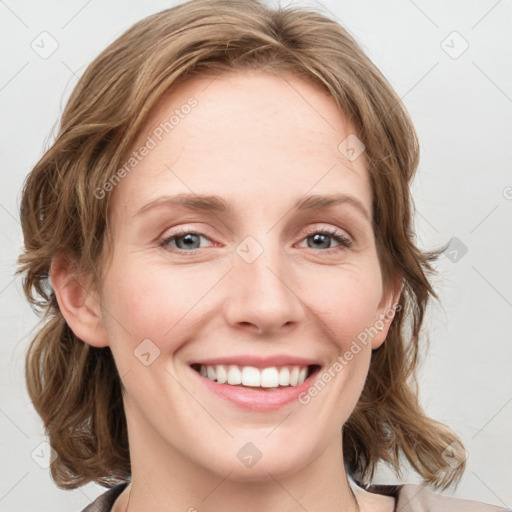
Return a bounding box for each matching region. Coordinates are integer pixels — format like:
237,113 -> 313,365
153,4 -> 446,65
17,0 -> 509,511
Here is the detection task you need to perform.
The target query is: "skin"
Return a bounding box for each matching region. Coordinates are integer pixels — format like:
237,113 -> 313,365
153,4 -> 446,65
52,70 -> 400,511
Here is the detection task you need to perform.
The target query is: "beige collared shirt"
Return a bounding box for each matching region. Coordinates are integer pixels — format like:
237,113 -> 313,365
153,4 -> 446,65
81,481 -> 510,511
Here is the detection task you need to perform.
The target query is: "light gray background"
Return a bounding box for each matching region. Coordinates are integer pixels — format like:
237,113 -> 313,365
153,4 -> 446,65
1,0 -> 511,510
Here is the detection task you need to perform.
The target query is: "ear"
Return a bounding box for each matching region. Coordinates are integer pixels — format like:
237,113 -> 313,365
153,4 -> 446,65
371,276 -> 403,350
50,253 -> 109,348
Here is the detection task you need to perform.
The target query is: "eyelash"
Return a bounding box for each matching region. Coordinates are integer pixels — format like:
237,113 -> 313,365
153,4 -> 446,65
160,227 -> 352,255
300,227 -> 352,252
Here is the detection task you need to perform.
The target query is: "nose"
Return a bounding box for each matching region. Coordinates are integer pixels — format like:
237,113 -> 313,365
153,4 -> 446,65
222,243 -> 304,336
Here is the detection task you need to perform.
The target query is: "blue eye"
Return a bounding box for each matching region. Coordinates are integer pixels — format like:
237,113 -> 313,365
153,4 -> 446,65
300,229 -> 352,252
160,228 -> 352,255
161,231 -> 210,252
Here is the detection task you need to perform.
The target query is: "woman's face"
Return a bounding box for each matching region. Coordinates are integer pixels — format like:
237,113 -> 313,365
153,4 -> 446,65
99,70 -> 398,481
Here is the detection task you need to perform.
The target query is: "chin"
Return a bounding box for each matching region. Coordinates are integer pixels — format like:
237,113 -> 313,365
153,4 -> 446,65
191,436 -> 319,483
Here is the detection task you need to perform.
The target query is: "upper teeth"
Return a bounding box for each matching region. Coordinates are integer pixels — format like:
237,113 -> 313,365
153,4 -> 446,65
198,364 -> 309,388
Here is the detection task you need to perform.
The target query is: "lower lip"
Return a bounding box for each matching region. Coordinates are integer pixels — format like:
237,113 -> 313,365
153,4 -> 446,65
190,366 -> 319,412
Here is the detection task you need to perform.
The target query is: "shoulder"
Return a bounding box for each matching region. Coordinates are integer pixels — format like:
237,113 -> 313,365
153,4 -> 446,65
397,483 -> 510,512
367,483 -> 510,512
80,483 -> 129,512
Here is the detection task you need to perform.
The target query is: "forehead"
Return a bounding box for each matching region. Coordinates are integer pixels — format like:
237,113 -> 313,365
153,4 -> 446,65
111,69 -> 371,220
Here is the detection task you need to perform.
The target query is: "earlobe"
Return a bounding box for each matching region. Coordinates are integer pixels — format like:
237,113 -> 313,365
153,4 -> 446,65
50,253 -> 109,348
371,277 -> 403,350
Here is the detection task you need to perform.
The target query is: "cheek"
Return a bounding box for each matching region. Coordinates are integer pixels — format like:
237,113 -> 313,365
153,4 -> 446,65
293,272 -> 379,436
311,264 -> 383,345
100,254 -> 221,353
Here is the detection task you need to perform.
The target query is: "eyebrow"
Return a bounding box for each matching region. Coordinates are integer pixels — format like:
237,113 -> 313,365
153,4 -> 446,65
136,192 -> 371,221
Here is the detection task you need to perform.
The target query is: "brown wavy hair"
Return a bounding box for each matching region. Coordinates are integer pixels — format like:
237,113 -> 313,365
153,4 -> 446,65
17,0 -> 464,491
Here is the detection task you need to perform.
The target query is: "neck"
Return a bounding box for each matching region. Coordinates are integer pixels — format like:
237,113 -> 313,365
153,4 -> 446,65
119,417 -> 360,512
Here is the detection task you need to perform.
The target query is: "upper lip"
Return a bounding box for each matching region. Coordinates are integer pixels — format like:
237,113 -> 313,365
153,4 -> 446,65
188,355 -> 321,369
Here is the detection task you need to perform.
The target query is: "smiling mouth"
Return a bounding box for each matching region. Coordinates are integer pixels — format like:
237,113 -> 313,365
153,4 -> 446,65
190,363 -> 321,390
